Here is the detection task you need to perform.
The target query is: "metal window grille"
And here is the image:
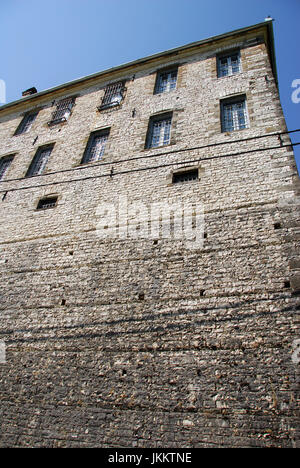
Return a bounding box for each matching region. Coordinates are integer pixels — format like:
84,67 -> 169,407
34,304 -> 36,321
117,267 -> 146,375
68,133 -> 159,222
99,82 -> 125,110
155,69 -> 178,94
172,169 -> 199,184
218,53 -> 241,77
49,97 -> 75,124
15,112 -> 38,135
37,197 -> 58,210
221,99 -> 248,132
82,130 -> 110,164
26,145 -> 53,177
0,156 -> 14,180
147,114 -> 172,148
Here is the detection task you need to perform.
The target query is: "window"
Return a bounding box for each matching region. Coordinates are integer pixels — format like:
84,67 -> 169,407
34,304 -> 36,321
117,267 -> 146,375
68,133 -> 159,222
99,81 -> 126,110
221,97 -> 249,132
81,129 -> 110,164
49,97 -> 75,125
37,196 -> 58,210
154,68 -> 178,94
146,113 -> 172,148
217,51 -> 241,77
172,168 -> 199,184
15,112 -> 38,135
0,155 -> 14,180
26,144 -> 54,177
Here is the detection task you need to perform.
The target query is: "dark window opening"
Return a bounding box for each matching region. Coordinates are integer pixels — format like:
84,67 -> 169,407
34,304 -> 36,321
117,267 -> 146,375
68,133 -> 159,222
26,144 -> 54,177
0,155 -> 14,181
284,281 -> 291,289
37,196 -> 58,211
99,81 -> 126,110
274,222 -> 282,230
15,112 -> 38,135
172,168 -> 199,184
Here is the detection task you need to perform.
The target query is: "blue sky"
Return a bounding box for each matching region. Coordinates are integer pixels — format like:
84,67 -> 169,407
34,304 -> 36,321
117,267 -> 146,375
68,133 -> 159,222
1,0 -> 299,169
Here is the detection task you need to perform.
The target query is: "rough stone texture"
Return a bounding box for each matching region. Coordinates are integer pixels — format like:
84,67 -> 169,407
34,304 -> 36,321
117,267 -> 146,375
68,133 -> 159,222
0,24 -> 299,448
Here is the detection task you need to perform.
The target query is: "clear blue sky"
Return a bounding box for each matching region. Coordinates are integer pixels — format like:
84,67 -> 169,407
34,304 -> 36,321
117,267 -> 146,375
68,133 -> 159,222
1,0 -> 299,169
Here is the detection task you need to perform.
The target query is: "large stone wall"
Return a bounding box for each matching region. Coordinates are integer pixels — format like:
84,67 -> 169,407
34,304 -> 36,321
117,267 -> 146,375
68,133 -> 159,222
0,28 -> 299,447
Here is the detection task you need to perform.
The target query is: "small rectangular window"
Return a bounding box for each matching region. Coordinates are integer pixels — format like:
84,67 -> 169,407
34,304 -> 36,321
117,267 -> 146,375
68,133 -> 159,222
221,96 -> 249,132
99,81 -> 126,110
146,113 -> 172,149
26,144 -> 54,177
81,129 -> 110,164
15,112 -> 38,135
37,196 -> 58,210
0,155 -> 14,180
172,168 -> 199,184
49,97 -> 75,125
154,68 -> 178,94
217,52 -> 241,77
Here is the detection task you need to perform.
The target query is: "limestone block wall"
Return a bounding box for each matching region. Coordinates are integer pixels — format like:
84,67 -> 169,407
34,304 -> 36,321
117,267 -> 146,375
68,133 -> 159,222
0,26 -> 299,447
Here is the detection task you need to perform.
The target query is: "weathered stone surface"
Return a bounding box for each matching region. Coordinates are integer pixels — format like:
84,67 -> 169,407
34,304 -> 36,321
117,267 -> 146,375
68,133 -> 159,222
0,22 -> 299,448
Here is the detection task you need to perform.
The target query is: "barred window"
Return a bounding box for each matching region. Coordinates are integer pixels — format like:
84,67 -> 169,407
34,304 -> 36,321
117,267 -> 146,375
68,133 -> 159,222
37,196 -> 58,210
49,97 -> 75,125
0,155 -> 14,180
221,97 -> 249,132
81,129 -> 110,164
218,52 -> 241,77
146,113 -> 172,148
155,68 -> 178,94
172,168 -> 199,184
26,145 -> 54,177
99,81 -> 126,110
15,112 -> 38,135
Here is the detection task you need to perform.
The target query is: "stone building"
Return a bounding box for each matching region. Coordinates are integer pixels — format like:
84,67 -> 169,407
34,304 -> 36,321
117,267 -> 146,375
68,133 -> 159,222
0,20 -> 299,448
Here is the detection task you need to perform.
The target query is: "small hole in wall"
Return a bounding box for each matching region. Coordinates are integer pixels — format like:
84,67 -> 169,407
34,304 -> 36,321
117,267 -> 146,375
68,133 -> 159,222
138,293 -> 145,301
200,290 -> 205,297
274,222 -> 282,230
284,281 -> 290,289
122,369 -> 127,376
69,251 -> 74,256
61,299 -> 66,306
204,232 -> 208,239
153,240 -> 158,245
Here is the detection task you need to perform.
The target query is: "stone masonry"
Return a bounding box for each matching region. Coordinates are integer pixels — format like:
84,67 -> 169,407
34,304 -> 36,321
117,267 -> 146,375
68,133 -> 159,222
0,21 -> 299,447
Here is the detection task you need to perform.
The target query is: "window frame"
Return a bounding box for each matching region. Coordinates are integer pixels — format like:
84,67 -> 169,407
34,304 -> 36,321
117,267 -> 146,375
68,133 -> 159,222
25,144 -> 54,178
36,196 -> 58,211
81,128 -> 110,164
145,112 -> 173,149
98,81 -> 126,110
154,67 -> 178,94
48,97 -> 76,125
217,50 -> 241,78
220,95 -> 249,133
14,111 -> 39,135
172,167 -> 199,184
0,155 -> 14,181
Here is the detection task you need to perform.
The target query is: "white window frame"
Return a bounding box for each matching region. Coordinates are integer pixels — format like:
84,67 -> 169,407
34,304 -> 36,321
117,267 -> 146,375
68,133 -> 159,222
218,51 -> 241,77
221,96 -> 249,132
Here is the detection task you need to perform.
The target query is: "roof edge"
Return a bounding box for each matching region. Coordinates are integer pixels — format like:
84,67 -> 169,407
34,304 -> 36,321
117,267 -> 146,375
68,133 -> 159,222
0,20 -> 276,113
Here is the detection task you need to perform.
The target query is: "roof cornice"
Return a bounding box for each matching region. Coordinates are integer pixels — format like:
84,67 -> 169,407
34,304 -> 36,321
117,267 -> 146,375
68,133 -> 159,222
0,20 -> 276,114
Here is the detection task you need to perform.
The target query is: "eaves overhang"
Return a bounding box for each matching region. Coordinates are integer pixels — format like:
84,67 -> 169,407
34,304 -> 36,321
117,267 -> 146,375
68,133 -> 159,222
0,19 -> 277,115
